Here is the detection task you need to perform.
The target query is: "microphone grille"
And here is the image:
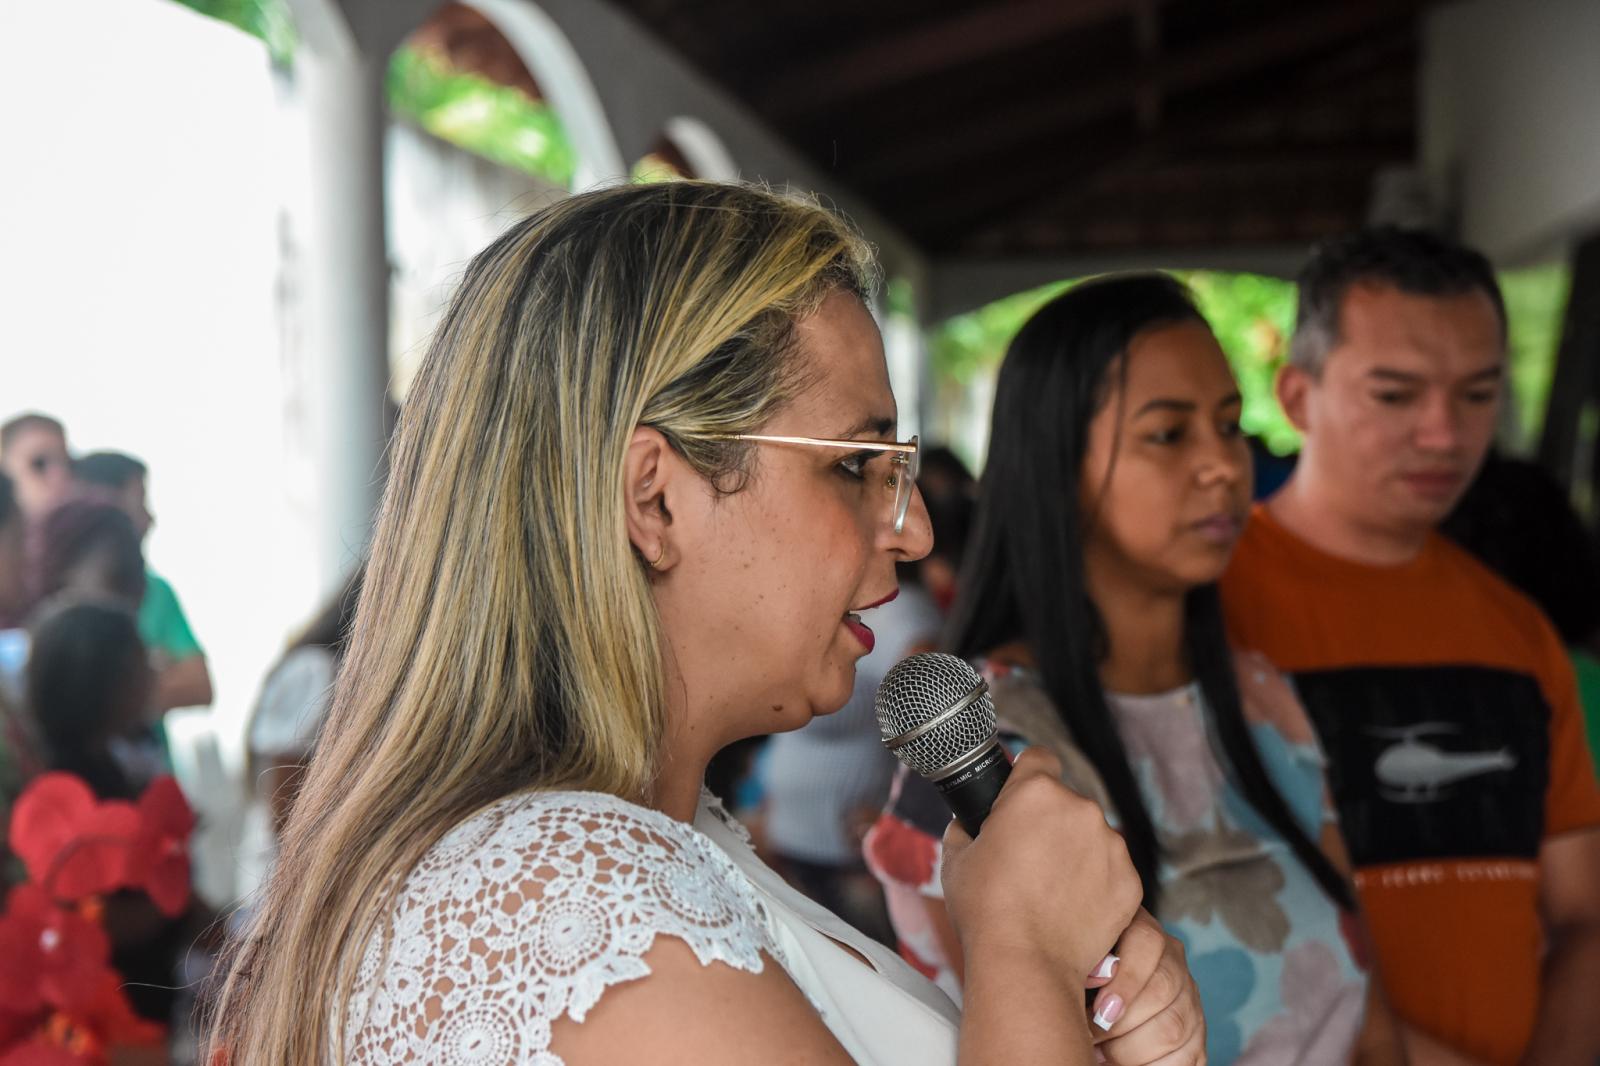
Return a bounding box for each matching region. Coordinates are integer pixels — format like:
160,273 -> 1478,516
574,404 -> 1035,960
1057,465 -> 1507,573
875,652 -> 998,777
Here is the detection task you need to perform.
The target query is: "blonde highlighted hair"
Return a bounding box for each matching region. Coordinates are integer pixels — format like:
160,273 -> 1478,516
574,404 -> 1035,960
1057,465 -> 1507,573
208,181 -> 876,1063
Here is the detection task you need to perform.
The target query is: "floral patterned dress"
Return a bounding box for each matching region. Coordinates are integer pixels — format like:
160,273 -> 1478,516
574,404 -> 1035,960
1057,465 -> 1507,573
865,653 -> 1372,1065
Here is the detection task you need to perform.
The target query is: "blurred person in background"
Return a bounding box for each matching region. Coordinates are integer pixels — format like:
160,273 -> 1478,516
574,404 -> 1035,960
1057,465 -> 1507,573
911,447 -> 976,615
761,474 -> 970,945
248,567 -> 362,844
26,599 -> 154,801
1222,228 -> 1600,1065
0,475 -> 27,629
29,497 -> 148,613
26,598 -> 210,1033
229,568 -> 363,948
868,275 -> 1402,1064
0,412 -> 72,523
76,450 -> 214,711
0,497 -> 147,710
0,474 -> 37,827
915,444 -> 977,506
8,498 -> 170,788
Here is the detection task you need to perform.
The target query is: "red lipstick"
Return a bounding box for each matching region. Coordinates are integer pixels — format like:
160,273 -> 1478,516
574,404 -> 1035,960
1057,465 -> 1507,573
843,615 -> 876,652
855,588 -> 899,612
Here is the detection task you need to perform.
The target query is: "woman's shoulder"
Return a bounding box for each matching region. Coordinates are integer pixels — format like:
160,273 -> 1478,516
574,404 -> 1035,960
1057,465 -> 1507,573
1229,649 -> 1317,747
345,789 -> 781,1065
976,656 -> 1117,816
976,655 -> 1075,753
395,789 -> 765,926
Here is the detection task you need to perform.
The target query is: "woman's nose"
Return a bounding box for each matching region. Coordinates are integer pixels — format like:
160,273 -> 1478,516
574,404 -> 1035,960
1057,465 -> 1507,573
891,485 -> 934,562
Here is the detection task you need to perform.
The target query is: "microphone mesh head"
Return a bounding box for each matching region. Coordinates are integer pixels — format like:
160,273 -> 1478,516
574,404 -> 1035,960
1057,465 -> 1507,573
875,652 -> 998,777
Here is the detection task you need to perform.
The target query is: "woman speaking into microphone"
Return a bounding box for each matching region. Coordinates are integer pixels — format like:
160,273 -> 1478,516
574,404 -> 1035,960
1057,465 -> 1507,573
205,182 -> 1202,1066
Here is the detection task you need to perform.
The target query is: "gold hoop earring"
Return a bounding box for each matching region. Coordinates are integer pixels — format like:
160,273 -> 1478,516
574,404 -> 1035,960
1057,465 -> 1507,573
648,543 -> 666,570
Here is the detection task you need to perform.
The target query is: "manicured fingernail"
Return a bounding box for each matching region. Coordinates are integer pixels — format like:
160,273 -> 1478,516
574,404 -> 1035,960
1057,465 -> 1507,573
1093,992 -> 1125,1031
1092,953 -> 1120,979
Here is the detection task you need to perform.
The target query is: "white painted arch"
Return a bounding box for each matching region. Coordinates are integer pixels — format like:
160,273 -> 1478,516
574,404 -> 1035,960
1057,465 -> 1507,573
661,115 -> 739,181
462,0 -> 626,189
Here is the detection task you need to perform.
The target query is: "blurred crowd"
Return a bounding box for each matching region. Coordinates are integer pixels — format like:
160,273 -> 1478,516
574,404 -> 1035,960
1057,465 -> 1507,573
0,415 -> 356,1063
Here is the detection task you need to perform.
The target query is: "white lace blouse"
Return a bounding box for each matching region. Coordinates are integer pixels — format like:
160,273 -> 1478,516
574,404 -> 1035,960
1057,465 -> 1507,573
341,789 -> 961,1065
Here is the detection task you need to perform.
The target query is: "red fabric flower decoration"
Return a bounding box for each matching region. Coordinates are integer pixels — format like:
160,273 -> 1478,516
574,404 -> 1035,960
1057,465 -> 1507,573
0,1036 -> 90,1066
8,776 -> 137,902
0,886 -> 113,1016
861,813 -> 943,892
0,1009 -> 38,1051
123,776 -> 194,918
0,774 -> 184,1065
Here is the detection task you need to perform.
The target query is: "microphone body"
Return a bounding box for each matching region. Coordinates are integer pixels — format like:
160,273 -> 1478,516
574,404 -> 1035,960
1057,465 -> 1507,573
876,652 -> 1013,835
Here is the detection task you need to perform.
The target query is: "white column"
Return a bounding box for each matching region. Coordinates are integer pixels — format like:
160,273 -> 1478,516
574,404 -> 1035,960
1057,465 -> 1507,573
295,48 -> 391,598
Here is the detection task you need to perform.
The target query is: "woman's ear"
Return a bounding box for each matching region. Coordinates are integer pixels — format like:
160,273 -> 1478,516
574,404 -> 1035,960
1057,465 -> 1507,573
624,427 -> 677,572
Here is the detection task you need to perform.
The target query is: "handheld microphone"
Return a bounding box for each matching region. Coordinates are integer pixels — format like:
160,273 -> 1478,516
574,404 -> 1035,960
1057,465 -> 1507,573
876,652 -> 1012,836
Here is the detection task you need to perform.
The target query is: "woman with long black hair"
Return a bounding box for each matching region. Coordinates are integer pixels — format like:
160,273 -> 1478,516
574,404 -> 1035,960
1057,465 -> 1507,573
867,274 -> 1404,1064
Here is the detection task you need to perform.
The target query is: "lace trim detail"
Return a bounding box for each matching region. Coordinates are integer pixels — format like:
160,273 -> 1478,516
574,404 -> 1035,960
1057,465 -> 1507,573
342,790 -> 783,1065
700,787 -> 755,846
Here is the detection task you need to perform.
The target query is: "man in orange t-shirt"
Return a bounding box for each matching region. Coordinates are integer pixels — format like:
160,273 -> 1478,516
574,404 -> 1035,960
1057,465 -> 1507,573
1222,228 -> 1600,1066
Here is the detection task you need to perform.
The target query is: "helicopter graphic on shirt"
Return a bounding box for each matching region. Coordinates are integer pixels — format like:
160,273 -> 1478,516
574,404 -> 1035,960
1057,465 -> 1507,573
1366,723 -> 1517,803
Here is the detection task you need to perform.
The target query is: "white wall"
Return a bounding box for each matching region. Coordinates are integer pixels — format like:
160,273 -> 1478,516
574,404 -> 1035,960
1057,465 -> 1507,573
386,122 -> 566,399
1423,0 -> 1600,262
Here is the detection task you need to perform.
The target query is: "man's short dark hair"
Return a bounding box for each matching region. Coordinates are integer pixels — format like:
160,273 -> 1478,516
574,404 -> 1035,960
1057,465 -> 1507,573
1289,226 -> 1507,374
73,451 -> 148,492
0,412 -> 65,457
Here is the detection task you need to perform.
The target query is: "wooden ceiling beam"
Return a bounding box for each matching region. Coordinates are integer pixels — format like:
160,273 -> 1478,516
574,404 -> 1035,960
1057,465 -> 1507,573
846,0 -> 1421,186
889,51 -> 1408,243
1111,144 -> 1412,180
1134,0 -> 1163,132
758,0 -> 1139,115
913,149 -> 1394,250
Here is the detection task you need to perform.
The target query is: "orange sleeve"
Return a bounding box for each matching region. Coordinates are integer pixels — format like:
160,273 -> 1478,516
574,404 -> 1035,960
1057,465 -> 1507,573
1537,628 -> 1600,837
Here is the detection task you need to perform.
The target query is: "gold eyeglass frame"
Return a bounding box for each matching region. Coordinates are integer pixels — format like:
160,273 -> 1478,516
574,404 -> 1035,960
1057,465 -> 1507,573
714,433 -> 921,533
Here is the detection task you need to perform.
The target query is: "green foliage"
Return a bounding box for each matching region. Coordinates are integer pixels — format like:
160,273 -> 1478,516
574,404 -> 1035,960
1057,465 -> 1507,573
928,272 -> 1301,456
886,277 -> 917,318
929,280 -> 1074,386
1500,263 -> 1572,451
168,1 -> 579,187
930,265 -> 1572,464
170,0 -> 295,63
1179,271 -> 1299,454
387,46 -> 577,189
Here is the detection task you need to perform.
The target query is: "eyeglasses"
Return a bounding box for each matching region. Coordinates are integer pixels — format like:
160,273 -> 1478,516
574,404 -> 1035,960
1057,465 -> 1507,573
719,433 -> 921,534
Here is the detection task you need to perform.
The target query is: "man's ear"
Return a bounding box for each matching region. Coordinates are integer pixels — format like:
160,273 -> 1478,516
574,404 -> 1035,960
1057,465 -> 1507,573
1276,363 -> 1315,434
624,426 -> 677,572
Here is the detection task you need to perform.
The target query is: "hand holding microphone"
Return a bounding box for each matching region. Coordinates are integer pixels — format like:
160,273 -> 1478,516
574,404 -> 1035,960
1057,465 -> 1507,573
876,653 -> 1142,982
877,654 -> 1206,1062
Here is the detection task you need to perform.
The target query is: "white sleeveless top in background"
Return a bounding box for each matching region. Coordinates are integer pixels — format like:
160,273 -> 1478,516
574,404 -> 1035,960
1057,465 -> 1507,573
342,789 -> 960,1065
